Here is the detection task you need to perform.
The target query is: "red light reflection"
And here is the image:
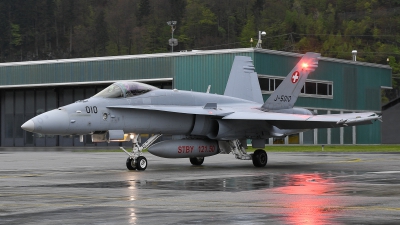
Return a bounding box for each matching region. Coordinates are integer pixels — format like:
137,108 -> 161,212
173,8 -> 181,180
274,174 -> 339,225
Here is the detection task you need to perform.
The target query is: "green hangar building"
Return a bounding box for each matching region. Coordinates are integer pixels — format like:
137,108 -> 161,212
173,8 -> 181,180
0,48 -> 392,147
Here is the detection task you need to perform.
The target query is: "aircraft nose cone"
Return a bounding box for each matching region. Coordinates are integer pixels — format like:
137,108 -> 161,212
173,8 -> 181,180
29,109 -> 70,134
21,120 -> 35,132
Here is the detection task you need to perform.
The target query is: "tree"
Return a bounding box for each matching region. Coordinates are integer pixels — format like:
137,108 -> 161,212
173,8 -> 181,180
240,15 -> 255,47
94,10 -> 109,56
252,0 -> 264,30
137,0 -> 151,26
0,0 -> 11,60
106,0 -> 136,55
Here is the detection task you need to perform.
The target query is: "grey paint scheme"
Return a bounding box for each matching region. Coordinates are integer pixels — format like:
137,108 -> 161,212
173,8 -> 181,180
263,52 -> 320,110
224,56 -> 264,104
22,53 -> 381,144
148,139 -> 219,158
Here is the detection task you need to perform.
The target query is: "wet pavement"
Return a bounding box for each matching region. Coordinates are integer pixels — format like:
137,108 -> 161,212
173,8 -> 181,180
1,151 -> 400,224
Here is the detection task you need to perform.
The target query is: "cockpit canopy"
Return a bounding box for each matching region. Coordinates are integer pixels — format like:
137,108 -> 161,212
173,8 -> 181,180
93,81 -> 159,98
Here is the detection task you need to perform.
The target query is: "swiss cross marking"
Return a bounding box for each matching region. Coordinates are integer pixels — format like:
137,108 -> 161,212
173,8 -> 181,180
291,71 -> 300,83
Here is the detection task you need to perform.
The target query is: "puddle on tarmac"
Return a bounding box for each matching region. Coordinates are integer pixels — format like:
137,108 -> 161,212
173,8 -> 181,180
40,173 -> 337,193
35,171 -> 400,196
41,176 -> 282,192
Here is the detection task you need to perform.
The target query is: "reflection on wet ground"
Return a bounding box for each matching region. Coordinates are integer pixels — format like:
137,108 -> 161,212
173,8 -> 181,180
36,171 -> 400,196
41,174 -> 292,192
1,152 -> 400,225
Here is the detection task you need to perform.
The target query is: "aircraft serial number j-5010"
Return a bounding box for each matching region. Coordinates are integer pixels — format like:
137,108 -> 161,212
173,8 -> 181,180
21,52 -> 382,171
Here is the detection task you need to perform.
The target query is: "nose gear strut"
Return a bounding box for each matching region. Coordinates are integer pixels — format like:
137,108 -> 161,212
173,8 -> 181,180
120,134 -> 162,171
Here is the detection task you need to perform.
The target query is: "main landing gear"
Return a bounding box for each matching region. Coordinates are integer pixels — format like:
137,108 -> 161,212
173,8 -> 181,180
122,135 -> 268,170
252,149 -> 268,167
219,139 -> 268,168
121,134 -> 162,171
189,157 -> 204,166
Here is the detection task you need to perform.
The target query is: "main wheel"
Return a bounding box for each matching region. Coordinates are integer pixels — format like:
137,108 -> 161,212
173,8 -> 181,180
252,149 -> 268,167
126,157 -> 136,170
136,156 -> 147,171
190,157 -> 204,166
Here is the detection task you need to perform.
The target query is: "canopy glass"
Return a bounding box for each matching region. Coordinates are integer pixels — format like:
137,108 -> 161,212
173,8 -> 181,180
93,82 -> 159,98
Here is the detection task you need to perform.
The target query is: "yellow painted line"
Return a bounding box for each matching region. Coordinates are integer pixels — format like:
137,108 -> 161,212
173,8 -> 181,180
307,157 -> 398,164
344,158 -> 362,162
0,176 -> 18,179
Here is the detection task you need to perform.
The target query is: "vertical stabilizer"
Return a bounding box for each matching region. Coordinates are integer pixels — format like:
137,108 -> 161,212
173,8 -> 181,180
262,52 -> 320,110
224,56 -> 264,104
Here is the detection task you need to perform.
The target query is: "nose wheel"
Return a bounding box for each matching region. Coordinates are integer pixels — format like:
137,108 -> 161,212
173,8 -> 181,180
126,157 -> 136,170
121,134 -> 162,171
136,156 -> 147,170
126,156 -> 147,171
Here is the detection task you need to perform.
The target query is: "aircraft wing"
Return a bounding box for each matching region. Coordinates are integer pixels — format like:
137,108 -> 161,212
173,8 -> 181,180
107,105 -> 234,116
222,111 -> 312,121
108,105 -> 381,129
223,111 -> 382,129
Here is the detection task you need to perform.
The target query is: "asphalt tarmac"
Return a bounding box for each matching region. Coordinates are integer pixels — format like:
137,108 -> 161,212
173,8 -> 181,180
1,151 -> 400,225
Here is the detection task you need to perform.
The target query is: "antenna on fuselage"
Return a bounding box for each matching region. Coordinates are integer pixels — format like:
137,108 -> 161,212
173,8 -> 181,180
206,85 -> 211,93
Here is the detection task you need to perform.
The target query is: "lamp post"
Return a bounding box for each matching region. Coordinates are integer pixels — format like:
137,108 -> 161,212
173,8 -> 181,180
352,50 -> 357,61
255,31 -> 266,49
167,21 -> 177,52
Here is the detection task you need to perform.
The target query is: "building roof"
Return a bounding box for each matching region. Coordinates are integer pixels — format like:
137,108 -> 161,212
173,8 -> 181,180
382,96 -> 400,111
0,48 -> 392,70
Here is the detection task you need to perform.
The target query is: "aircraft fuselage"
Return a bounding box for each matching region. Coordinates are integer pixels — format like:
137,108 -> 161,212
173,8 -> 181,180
24,89 -> 267,138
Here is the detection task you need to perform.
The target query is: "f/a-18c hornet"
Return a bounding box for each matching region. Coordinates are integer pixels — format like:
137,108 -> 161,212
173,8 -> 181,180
21,52 -> 382,171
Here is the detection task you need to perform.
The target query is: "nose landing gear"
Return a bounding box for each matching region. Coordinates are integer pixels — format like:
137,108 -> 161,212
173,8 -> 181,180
125,156 -> 147,171
126,157 -> 136,170
121,134 -> 162,171
136,156 -> 147,170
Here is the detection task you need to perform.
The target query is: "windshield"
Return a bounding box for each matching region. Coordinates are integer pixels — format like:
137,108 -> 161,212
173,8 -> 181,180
93,82 -> 159,98
122,82 -> 159,97
93,84 -> 124,98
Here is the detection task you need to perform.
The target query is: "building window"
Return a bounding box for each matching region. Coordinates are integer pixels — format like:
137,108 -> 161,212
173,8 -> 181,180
288,134 -> 299,144
304,82 -> 316,94
273,138 -> 285,144
258,75 -> 333,98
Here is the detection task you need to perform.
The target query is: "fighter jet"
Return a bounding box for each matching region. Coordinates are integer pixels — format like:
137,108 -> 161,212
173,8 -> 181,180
21,52 -> 382,171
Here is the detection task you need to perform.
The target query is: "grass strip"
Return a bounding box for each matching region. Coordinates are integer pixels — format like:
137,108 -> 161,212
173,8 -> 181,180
247,145 -> 400,152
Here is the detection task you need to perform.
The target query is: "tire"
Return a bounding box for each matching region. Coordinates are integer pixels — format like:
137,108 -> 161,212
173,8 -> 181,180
136,156 -> 147,171
126,157 -> 136,170
252,149 -> 268,167
190,157 -> 204,166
